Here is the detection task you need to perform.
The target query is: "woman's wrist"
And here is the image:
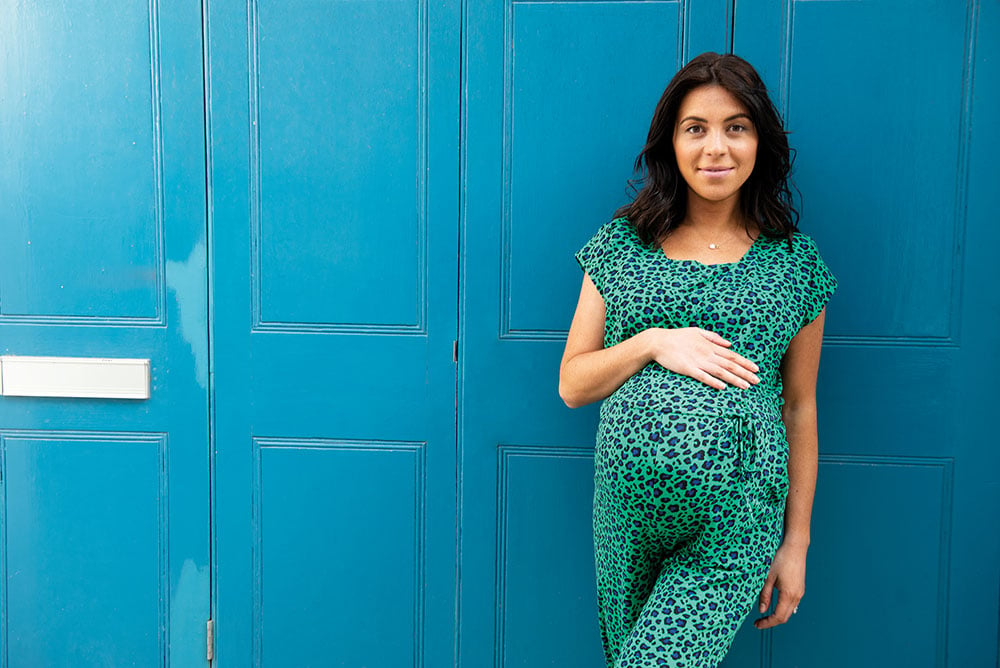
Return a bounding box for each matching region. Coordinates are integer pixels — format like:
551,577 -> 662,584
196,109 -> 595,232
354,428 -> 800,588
639,327 -> 667,364
780,532 -> 811,552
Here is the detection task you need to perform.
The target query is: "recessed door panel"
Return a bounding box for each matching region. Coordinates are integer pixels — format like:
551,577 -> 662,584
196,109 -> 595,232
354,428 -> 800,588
771,456 -> 951,667
506,1 -> 679,335
255,440 -> 425,667
2,434 -> 167,667
783,0 -> 967,342
252,0 -> 425,330
497,447 -> 601,667
0,2 -> 164,322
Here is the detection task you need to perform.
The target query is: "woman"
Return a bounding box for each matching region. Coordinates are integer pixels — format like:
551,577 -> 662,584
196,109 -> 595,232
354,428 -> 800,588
559,52 -> 837,667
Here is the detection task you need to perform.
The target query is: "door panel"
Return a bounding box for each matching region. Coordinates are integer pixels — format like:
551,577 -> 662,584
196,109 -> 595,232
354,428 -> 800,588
3,434 -> 168,664
255,441 -> 425,667
0,5 -> 163,323
0,1 -> 210,665
251,2 -> 425,330
726,1 -> 999,666
459,1 -> 729,665
207,0 -> 460,665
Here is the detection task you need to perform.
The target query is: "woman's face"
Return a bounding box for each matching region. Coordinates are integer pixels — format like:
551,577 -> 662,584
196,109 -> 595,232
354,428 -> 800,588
672,84 -> 758,209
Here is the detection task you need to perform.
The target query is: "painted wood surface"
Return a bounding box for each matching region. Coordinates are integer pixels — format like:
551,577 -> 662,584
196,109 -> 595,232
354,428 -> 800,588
1,0 -> 997,666
207,0 -> 460,665
0,0 -> 210,665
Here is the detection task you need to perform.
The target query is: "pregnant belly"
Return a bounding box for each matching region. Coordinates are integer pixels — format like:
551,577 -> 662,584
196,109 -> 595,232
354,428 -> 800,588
595,365 -> 790,528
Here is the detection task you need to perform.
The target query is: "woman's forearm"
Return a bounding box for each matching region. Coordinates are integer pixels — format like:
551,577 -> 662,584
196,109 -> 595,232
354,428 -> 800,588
559,329 -> 655,408
780,399 -> 819,549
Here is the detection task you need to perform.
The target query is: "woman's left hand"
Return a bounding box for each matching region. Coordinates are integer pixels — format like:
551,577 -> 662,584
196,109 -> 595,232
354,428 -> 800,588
754,541 -> 807,629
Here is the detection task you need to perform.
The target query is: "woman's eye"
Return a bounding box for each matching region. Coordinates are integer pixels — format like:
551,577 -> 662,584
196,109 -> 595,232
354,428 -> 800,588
728,124 -> 747,133
685,125 -> 703,134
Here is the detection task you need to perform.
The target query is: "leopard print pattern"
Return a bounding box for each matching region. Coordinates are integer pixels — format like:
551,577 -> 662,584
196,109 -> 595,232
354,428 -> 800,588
575,217 -> 837,667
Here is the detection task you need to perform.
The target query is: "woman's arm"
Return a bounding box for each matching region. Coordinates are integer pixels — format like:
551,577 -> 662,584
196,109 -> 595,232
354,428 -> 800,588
754,307 -> 827,629
559,274 -> 655,408
559,274 -> 761,408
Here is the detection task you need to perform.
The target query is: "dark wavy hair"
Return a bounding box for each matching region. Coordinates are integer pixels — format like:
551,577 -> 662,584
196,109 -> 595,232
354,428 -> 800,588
615,52 -> 798,246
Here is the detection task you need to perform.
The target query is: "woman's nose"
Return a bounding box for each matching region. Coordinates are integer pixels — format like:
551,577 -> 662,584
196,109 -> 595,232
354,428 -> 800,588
704,130 -> 727,155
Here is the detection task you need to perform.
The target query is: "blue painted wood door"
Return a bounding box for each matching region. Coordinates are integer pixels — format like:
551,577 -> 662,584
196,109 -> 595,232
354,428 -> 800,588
0,1 -> 211,666
206,0 -> 461,665
460,1 -> 1000,668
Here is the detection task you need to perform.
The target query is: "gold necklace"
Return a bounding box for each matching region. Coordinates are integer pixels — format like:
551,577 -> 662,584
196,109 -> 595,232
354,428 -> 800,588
687,226 -> 749,251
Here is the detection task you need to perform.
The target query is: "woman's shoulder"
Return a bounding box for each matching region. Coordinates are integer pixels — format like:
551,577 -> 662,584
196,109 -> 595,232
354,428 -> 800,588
576,216 -> 635,267
758,230 -> 821,258
790,230 -> 821,250
752,231 -> 832,284
603,215 -> 634,237
587,216 -> 640,249
758,230 -> 836,291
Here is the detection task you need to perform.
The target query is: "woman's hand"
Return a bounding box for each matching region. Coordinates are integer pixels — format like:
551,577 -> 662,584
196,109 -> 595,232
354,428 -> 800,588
754,541 -> 808,629
646,327 -> 760,390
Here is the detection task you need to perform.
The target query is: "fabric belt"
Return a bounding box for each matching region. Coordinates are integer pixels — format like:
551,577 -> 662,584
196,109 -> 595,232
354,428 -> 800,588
676,398 -> 782,514
731,412 -> 759,479
728,400 -> 783,514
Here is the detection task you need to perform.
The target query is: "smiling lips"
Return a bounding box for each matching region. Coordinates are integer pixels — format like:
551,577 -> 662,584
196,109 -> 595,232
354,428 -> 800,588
699,167 -> 735,177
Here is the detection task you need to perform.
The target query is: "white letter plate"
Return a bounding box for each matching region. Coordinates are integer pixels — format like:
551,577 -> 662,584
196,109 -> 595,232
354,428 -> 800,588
0,356 -> 151,400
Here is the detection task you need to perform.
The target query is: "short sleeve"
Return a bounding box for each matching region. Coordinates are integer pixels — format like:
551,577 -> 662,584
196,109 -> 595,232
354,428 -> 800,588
798,234 -> 838,327
574,218 -> 621,299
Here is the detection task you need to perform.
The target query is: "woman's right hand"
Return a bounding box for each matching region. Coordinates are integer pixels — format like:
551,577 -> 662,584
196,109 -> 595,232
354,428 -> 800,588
646,327 -> 760,390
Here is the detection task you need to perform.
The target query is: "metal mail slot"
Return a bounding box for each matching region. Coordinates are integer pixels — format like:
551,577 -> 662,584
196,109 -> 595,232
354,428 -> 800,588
0,356 -> 150,400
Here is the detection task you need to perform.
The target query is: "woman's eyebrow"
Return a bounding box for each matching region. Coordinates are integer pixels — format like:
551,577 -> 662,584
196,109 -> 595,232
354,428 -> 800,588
678,113 -> 752,124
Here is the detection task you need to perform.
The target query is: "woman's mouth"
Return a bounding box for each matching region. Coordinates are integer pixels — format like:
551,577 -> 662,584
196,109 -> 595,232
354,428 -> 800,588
699,167 -> 735,177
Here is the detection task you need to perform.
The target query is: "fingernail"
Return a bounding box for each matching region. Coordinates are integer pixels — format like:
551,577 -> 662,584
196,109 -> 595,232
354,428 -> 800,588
759,603 -> 765,612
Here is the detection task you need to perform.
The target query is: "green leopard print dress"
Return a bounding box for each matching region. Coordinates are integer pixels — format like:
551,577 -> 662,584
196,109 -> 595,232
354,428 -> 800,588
575,216 -> 837,668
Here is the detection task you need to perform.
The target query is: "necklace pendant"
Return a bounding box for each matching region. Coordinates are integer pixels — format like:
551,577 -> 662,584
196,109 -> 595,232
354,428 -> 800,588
708,243 -> 718,250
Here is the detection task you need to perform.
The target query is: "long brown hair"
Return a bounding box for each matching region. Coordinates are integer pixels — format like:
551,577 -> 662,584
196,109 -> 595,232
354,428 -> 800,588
615,52 -> 798,246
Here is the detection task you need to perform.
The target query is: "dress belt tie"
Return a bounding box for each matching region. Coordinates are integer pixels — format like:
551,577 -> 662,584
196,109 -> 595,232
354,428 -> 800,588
725,406 -> 781,515
730,412 -> 759,479
669,404 -> 775,480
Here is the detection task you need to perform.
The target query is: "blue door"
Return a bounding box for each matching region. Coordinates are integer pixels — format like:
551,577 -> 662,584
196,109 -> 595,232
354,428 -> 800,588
460,1 -> 1000,667
0,1 -> 210,666
206,0 -> 461,665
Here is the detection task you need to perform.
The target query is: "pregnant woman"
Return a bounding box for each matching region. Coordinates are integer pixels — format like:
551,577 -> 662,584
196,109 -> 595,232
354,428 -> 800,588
559,52 -> 837,667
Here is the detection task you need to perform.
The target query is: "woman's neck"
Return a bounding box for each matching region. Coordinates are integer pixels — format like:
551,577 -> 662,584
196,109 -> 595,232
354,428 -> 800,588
682,193 -> 748,236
